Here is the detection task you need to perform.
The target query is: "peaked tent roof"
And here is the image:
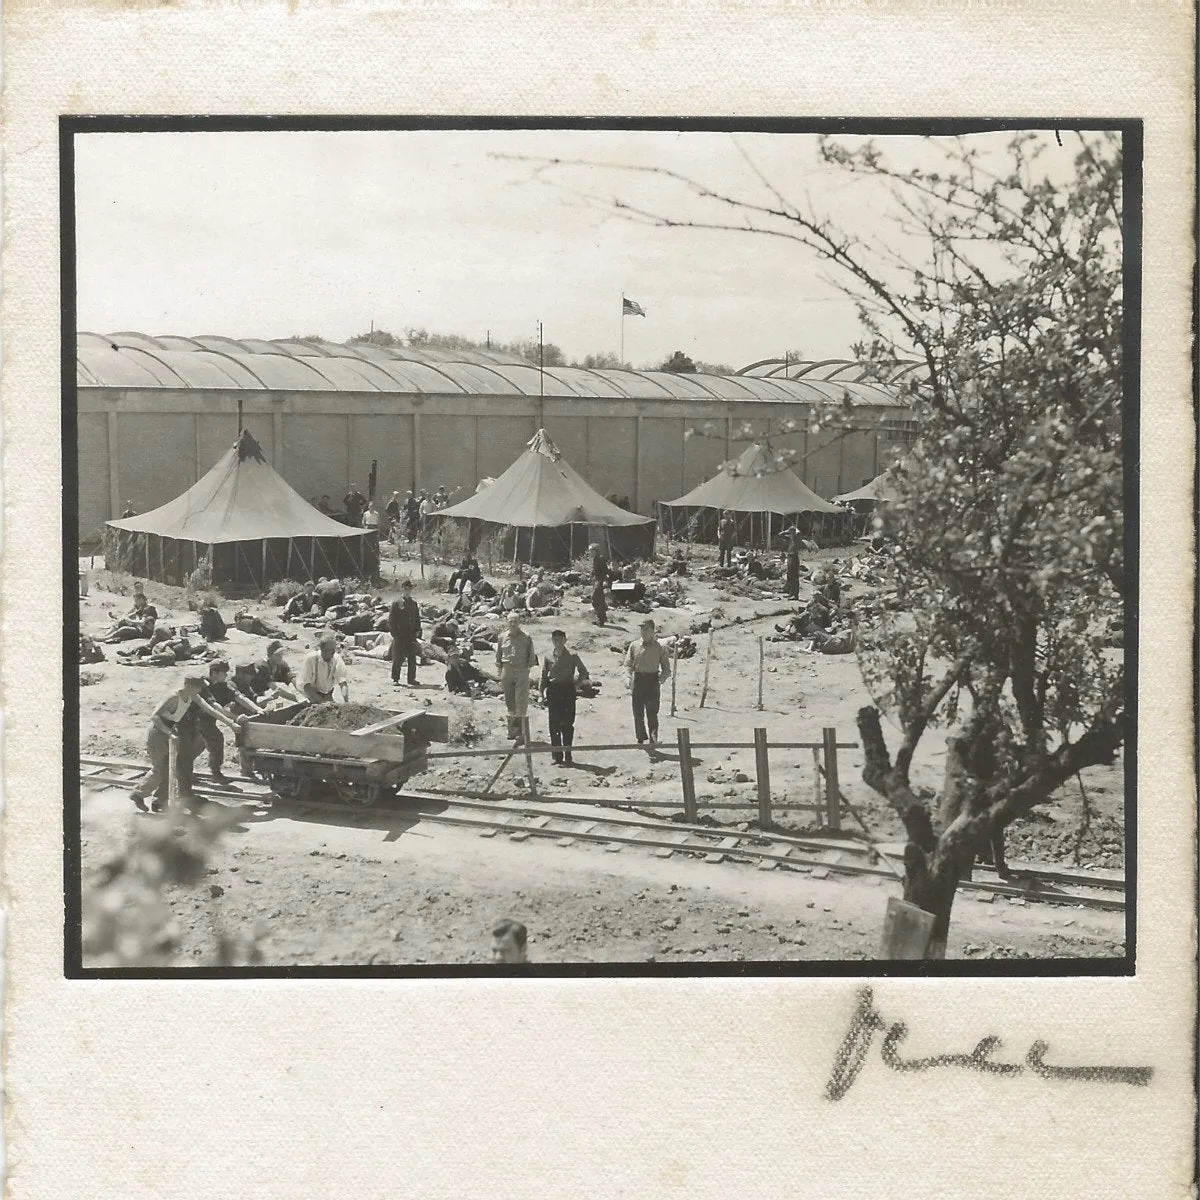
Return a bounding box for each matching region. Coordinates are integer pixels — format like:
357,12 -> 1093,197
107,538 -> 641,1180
661,444 -> 839,515
833,471 -> 900,503
438,429 -> 653,528
106,428 -> 368,542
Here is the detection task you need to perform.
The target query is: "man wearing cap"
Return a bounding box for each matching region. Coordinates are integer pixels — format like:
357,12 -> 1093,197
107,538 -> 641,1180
234,640 -> 301,705
625,618 -> 671,746
539,629 -> 590,765
189,659 -> 264,785
388,580 -> 422,687
495,612 -> 537,742
298,631 -> 351,704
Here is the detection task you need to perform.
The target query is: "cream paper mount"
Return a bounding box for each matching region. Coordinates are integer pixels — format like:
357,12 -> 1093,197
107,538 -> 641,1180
4,3 -> 1196,1198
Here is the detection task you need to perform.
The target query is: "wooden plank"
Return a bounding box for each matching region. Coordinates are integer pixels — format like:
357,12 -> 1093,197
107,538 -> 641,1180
822,727 -> 842,832
879,897 -> 935,960
677,727 -> 698,822
754,727 -> 772,827
351,709 -> 427,736
242,723 -> 417,764
812,747 -> 824,827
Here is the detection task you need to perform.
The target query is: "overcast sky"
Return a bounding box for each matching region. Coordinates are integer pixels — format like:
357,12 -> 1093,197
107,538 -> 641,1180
75,128 -> 1064,369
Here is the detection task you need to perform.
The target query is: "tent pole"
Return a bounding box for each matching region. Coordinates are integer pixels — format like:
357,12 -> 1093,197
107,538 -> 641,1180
262,540 -> 268,587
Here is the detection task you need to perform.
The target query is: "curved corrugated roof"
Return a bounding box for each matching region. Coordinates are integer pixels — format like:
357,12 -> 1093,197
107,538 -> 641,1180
76,333 -> 908,407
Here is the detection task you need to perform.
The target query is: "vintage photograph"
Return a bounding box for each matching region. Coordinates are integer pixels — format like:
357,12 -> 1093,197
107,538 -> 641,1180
67,121 -> 1131,971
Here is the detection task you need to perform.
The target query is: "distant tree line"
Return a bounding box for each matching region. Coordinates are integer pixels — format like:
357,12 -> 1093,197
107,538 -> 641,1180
291,328 -> 737,375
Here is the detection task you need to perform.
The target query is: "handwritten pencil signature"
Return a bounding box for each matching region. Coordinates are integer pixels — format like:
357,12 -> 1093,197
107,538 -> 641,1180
826,988 -> 1154,1101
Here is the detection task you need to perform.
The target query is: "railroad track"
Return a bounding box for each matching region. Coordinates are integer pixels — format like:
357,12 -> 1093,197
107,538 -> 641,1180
80,756 -> 1126,912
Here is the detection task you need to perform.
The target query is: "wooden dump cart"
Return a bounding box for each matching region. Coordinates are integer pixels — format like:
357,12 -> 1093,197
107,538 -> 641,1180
237,703 -> 450,807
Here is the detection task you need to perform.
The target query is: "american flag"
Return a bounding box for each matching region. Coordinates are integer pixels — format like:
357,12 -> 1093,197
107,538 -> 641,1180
622,297 -> 646,317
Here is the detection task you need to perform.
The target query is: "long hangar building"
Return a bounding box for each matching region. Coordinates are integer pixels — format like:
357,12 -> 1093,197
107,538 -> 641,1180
75,333 -> 918,545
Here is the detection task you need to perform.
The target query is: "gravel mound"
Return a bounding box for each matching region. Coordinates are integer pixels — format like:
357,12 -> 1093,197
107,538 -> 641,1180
286,702 -> 392,732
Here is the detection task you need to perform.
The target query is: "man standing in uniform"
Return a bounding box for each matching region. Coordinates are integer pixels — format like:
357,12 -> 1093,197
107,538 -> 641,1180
625,618 -> 672,746
717,510 -> 736,568
388,579 -> 422,687
298,630 -> 351,704
539,629 -> 590,765
495,612 -> 537,743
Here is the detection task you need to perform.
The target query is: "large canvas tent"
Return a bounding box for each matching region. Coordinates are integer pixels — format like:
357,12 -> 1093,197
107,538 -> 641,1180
435,429 -> 655,565
104,428 -> 379,587
833,471 -> 900,508
657,444 -> 853,546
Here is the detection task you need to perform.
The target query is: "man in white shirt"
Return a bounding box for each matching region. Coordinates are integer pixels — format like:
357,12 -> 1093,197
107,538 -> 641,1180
298,630 -> 350,704
495,612 -> 537,742
625,618 -> 672,746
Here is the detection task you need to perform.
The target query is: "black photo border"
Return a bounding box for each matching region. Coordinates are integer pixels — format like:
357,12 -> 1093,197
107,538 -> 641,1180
61,114 -> 1141,980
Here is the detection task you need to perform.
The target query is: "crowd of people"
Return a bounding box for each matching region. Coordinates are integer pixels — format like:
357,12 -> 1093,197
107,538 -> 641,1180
99,512 -> 876,817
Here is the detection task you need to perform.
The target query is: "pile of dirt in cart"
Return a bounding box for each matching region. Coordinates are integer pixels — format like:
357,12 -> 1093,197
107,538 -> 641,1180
286,703 -> 393,731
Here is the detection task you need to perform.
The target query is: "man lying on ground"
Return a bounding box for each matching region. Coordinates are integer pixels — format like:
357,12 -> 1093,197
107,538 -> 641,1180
234,608 -> 296,640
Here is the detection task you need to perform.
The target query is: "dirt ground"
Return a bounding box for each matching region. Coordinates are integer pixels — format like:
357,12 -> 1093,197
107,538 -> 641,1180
77,541 -> 1126,965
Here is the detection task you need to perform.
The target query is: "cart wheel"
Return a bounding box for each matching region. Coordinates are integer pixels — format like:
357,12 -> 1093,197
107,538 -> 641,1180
335,778 -> 376,807
271,776 -> 311,802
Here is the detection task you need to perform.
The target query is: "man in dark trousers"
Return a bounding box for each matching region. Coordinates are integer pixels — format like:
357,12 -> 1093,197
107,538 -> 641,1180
783,525 -> 801,600
625,618 -> 672,746
717,511 -> 736,567
388,579 -> 422,686
589,542 -> 609,626
189,659 -> 263,784
539,629 -> 590,765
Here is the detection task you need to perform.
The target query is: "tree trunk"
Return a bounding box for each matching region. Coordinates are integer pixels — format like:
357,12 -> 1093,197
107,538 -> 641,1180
859,706 -> 995,960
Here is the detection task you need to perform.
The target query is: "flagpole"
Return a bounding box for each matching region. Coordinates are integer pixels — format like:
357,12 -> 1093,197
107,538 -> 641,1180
538,320 -> 545,430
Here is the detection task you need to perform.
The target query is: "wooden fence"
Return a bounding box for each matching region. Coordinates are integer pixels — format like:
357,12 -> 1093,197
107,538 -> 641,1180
424,722 -> 854,831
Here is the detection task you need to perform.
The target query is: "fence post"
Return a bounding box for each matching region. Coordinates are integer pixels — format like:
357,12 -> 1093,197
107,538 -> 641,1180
822,727 -> 841,831
670,640 -> 679,716
698,629 -> 715,708
812,746 -> 824,828
756,636 -> 764,711
753,727 -> 772,828
521,717 -> 538,799
677,727 -> 697,823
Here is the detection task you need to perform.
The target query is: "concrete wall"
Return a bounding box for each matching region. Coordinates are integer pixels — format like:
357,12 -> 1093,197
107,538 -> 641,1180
76,387 -> 915,543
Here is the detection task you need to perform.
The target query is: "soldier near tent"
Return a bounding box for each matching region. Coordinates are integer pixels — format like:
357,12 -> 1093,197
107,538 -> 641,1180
539,629 -> 590,765
625,618 -> 671,746
388,580 -> 422,687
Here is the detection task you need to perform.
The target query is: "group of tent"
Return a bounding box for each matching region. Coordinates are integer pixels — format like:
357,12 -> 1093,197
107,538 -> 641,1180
104,427 -> 899,587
